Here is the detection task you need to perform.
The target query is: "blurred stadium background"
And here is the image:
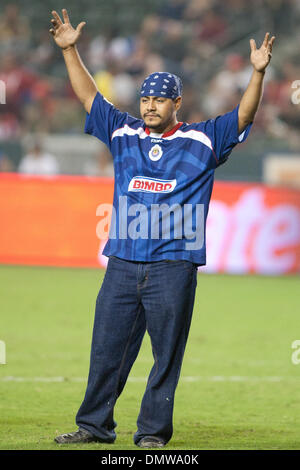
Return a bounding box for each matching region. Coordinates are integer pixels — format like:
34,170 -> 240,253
0,0 -> 300,181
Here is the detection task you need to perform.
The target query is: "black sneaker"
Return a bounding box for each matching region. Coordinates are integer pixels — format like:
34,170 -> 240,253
54,427 -> 101,444
136,436 -> 165,448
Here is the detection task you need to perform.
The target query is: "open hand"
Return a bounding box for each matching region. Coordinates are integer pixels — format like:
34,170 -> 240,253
250,32 -> 275,72
49,9 -> 86,49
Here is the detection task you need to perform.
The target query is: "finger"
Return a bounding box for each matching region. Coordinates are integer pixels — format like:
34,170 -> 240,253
51,19 -> 59,29
250,38 -> 257,51
62,8 -> 70,23
49,28 -> 56,36
269,36 -> 276,48
267,38 -> 275,55
51,10 -> 63,25
76,21 -> 86,34
263,32 -> 270,47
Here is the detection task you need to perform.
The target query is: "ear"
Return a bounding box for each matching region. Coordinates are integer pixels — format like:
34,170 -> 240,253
174,96 -> 182,112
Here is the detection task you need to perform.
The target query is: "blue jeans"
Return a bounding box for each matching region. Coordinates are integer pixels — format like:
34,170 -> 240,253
76,256 -> 198,445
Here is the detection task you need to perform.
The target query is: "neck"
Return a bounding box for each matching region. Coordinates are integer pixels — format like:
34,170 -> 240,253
147,118 -> 178,135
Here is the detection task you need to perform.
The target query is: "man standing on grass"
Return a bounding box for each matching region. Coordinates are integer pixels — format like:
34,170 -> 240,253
50,9 -> 275,448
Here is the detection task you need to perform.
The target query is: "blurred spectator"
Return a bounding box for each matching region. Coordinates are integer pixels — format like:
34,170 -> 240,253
93,60 -> 119,105
143,54 -> 166,78
202,54 -> 253,115
94,59 -> 136,111
0,51 -> 38,119
0,4 -> 31,53
0,112 -> 20,140
159,0 -> 187,20
84,147 -> 114,177
18,140 -> 59,175
87,35 -> 107,74
195,8 -> 228,47
0,150 -> 14,172
29,30 -> 57,74
183,0 -> 213,20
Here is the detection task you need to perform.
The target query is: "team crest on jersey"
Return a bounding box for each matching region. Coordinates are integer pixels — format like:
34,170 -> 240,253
149,144 -> 163,161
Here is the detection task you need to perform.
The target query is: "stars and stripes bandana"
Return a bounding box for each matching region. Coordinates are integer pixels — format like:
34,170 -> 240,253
140,72 -> 183,99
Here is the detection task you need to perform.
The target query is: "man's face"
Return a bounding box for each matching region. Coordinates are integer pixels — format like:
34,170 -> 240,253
140,96 -> 181,132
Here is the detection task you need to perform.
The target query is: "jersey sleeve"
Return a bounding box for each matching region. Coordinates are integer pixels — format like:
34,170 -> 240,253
84,91 -> 128,149
203,105 -> 252,168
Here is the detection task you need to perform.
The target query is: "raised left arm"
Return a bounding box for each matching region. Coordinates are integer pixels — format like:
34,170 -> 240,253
238,32 -> 275,134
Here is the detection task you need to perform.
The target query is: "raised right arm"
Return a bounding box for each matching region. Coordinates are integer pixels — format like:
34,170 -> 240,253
50,9 -> 98,113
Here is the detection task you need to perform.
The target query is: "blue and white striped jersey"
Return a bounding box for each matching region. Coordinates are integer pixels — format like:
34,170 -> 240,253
85,92 -> 252,265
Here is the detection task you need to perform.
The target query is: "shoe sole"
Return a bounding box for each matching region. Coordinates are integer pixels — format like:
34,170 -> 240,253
54,435 -> 114,444
137,440 -> 165,448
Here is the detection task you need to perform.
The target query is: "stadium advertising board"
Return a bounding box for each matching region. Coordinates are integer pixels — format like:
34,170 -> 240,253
0,174 -> 299,274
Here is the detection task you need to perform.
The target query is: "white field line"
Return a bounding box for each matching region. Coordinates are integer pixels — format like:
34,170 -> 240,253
0,375 -> 299,383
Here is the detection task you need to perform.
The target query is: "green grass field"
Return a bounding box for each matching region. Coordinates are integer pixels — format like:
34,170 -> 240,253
0,265 -> 299,450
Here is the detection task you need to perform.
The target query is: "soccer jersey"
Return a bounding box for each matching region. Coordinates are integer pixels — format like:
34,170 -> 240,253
85,92 -> 252,265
